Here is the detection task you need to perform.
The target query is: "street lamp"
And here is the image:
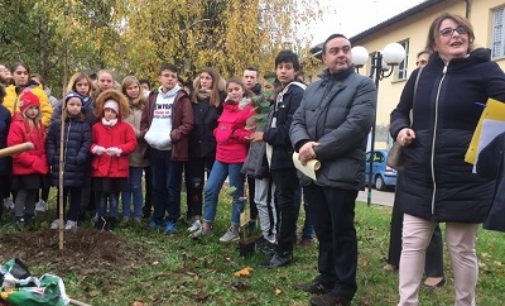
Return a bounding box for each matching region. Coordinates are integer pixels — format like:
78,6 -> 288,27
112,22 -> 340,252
352,42 -> 406,206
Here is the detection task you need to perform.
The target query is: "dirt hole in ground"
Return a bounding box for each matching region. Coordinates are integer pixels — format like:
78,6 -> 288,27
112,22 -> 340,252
0,229 -> 147,276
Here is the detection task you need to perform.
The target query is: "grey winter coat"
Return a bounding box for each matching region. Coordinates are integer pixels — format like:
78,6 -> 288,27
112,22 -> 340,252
290,68 -> 376,189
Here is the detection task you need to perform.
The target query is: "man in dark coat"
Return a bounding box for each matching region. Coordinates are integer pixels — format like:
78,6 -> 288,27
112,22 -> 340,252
290,34 -> 376,306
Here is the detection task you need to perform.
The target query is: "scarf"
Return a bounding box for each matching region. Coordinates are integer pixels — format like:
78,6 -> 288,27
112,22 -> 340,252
101,117 -> 118,127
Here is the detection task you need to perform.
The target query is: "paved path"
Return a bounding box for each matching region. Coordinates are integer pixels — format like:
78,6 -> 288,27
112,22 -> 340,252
357,188 -> 395,207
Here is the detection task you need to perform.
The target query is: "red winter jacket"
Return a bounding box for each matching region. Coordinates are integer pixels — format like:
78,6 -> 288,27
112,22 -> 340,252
90,120 -> 137,178
7,113 -> 48,175
214,100 -> 255,163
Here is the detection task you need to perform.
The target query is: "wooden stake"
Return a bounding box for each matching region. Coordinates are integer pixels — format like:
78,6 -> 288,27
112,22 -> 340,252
58,102 -> 65,250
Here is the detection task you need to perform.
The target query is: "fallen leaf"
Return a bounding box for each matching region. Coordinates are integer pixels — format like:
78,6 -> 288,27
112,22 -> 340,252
275,288 -> 282,295
152,261 -> 159,265
132,302 -> 145,306
230,281 -> 251,291
149,294 -> 161,302
194,291 -> 209,302
233,267 -> 253,277
88,291 -> 98,297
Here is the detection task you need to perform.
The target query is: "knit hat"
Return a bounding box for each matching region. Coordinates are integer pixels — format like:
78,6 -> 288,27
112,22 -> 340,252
64,92 -> 84,105
19,90 -> 40,114
104,99 -> 119,113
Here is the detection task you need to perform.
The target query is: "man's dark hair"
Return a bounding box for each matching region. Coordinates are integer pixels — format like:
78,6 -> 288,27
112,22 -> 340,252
159,63 -> 178,75
416,49 -> 433,58
275,50 -> 300,71
322,33 -> 349,54
244,66 -> 259,76
139,79 -> 151,89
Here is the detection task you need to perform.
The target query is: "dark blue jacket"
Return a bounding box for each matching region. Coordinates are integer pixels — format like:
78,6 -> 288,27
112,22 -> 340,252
46,116 -> 92,187
0,105 -> 11,175
390,49 -> 505,223
264,82 -> 305,171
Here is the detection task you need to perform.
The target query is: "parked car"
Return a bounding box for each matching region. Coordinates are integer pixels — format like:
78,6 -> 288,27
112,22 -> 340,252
364,149 -> 397,191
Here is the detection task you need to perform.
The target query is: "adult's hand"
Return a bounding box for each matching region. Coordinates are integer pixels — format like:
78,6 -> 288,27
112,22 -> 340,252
298,141 -> 320,166
397,128 -> 416,146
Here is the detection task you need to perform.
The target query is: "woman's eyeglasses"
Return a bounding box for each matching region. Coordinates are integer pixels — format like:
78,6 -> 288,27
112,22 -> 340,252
439,26 -> 468,37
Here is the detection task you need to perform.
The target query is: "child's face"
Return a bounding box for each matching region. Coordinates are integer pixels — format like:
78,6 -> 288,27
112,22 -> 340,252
159,69 -> 177,92
276,62 -> 297,86
199,72 -> 213,90
140,83 -> 149,92
227,82 -> 244,101
97,73 -> 114,91
126,83 -> 140,99
66,98 -> 82,116
104,108 -> 118,120
263,80 -> 274,92
75,78 -> 90,96
13,66 -> 29,86
24,106 -> 39,119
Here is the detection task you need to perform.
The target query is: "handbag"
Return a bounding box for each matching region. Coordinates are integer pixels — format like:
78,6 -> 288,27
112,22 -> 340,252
387,67 -> 424,170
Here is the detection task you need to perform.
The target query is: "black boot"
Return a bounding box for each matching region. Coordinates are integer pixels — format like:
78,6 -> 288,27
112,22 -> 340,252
261,251 -> 293,269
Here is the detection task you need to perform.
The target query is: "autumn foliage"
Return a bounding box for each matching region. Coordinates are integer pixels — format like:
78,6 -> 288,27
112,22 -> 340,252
0,0 -> 321,94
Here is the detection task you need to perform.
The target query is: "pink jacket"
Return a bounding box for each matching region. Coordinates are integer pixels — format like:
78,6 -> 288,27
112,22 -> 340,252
214,100 -> 255,163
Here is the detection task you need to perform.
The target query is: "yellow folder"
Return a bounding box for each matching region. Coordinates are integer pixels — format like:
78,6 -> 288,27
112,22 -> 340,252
465,98 -> 505,164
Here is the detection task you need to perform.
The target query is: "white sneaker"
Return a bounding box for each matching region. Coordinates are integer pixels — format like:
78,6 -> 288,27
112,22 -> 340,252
64,220 -> 78,230
3,198 -> 14,210
187,219 -> 202,233
50,219 -> 61,230
35,200 -> 48,213
219,225 -> 240,243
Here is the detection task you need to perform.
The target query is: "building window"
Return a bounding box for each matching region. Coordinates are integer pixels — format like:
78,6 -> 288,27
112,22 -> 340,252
492,7 -> 505,58
395,39 -> 409,81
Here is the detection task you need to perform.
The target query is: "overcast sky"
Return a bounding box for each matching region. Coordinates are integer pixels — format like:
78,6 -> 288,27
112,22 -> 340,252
308,0 -> 426,44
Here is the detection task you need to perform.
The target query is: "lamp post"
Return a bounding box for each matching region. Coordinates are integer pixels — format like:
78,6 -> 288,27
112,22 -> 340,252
352,43 -> 406,206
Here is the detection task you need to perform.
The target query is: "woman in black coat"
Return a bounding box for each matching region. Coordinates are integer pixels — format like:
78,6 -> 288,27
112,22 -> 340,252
390,13 -> 505,305
185,67 -> 224,237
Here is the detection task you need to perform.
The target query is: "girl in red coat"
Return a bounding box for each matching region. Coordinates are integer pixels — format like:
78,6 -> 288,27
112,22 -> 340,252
194,78 -> 255,242
7,90 -> 48,230
90,89 -> 136,230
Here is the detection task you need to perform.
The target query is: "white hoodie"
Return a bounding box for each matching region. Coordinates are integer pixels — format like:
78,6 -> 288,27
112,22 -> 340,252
144,85 -> 180,151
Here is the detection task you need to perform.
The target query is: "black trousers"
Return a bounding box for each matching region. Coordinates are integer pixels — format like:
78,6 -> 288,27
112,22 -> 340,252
185,155 -> 214,219
56,187 -> 82,222
247,175 -> 258,220
305,185 -> 358,300
387,199 -> 444,277
271,168 -> 299,254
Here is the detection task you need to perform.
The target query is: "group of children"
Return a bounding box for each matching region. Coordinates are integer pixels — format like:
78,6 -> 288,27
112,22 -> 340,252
0,50 -> 311,267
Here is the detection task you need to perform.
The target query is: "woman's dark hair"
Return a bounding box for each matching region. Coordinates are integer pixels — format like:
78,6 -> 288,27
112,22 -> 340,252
426,13 -> 474,53
226,77 -> 254,98
10,62 -> 30,75
192,67 -> 222,108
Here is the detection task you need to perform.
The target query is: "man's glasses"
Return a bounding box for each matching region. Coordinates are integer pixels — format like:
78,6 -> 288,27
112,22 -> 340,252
439,26 -> 468,37
327,45 -> 351,55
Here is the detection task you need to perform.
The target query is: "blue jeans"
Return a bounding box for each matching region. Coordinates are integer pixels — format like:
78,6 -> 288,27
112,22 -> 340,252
97,192 -> 119,219
121,167 -> 144,220
203,160 -> 245,226
150,149 -> 183,224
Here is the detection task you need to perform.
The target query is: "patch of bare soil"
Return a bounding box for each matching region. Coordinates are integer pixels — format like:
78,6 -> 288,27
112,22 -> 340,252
0,229 -> 146,276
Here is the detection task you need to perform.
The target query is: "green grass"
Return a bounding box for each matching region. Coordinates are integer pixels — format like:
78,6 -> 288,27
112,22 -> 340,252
1,195 -> 505,306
